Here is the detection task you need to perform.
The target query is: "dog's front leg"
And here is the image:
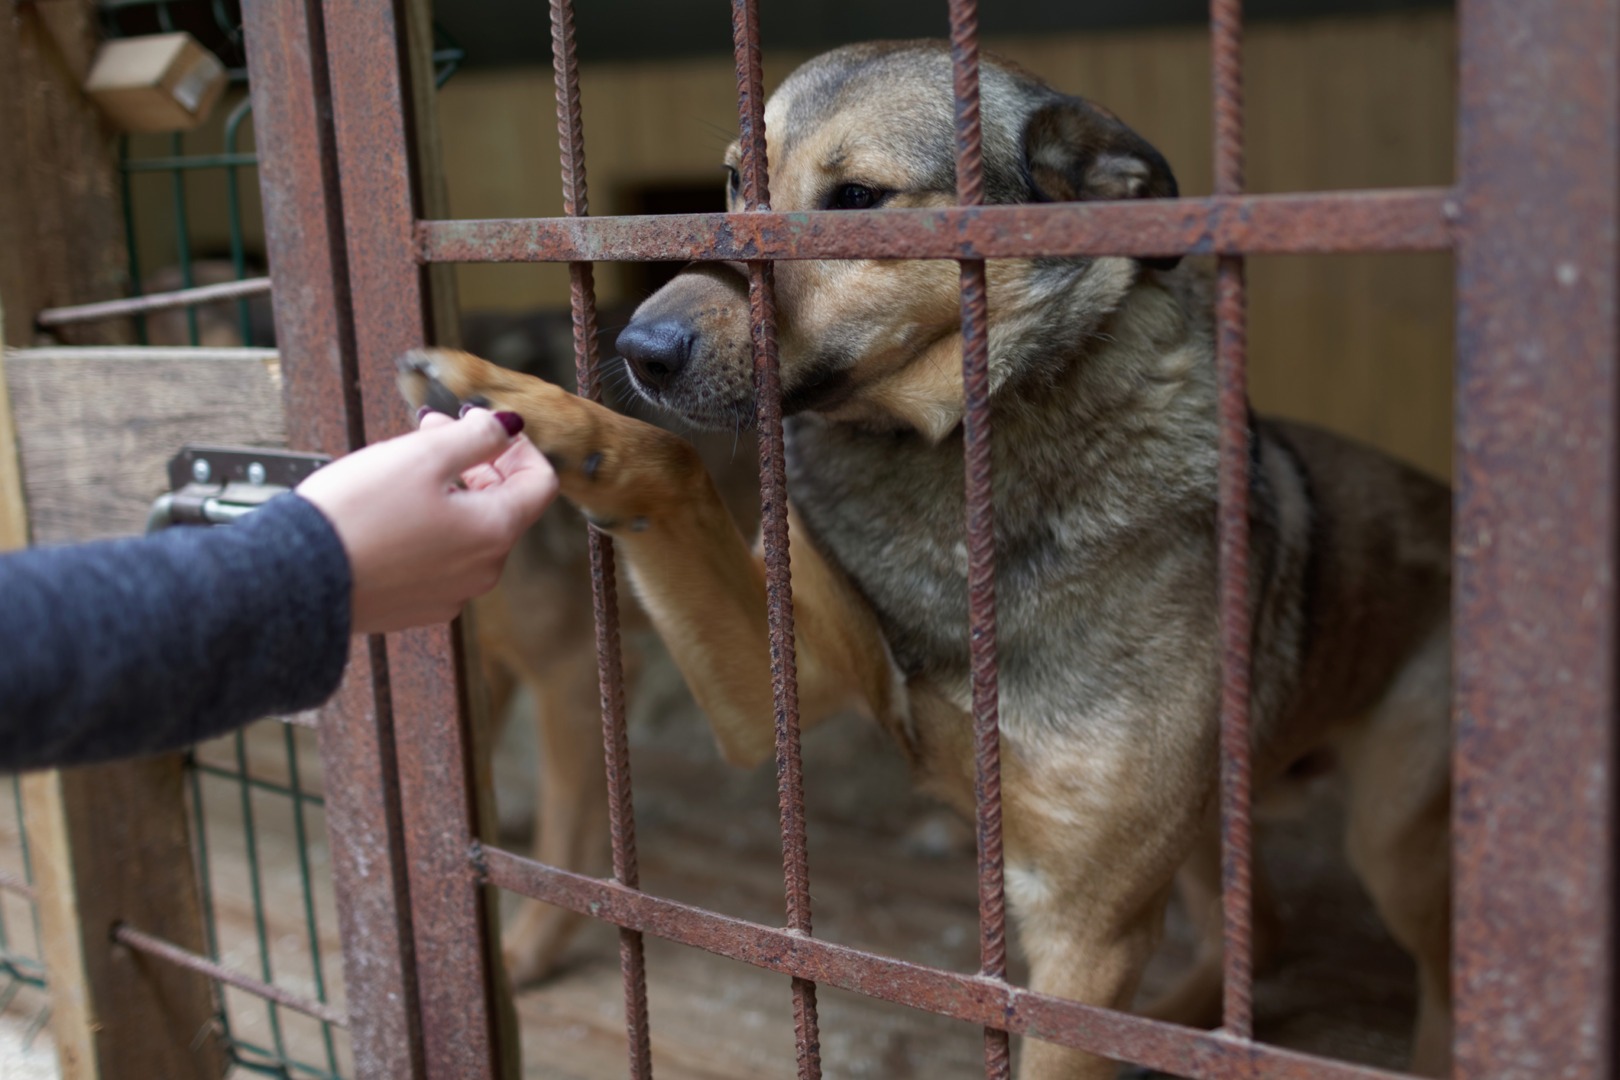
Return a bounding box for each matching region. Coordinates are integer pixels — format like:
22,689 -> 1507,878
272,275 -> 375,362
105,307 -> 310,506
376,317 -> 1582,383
996,708 -> 1215,1079
399,348 -> 902,767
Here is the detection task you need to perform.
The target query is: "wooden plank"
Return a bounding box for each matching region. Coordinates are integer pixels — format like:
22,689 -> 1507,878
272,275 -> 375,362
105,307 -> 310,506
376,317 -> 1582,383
5,353 -> 284,543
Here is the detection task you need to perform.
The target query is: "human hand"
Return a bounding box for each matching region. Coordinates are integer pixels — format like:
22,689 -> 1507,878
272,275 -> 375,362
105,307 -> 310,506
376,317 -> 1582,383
297,406 -> 558,634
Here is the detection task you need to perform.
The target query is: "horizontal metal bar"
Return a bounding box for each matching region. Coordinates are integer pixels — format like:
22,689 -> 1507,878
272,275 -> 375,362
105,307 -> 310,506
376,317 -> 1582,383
6,347 -> 279,363
419,188 -> 1454,264
123,154 -> 260,173
37,277 -> 273,328
112,924 -> 348,1028
188,761 -> 326,807
0,867 -> 37,902
478,846 -> 1409,1080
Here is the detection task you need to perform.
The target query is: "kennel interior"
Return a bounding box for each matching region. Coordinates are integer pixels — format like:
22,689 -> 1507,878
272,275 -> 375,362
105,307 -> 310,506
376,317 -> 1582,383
0,0 -> 1614,1078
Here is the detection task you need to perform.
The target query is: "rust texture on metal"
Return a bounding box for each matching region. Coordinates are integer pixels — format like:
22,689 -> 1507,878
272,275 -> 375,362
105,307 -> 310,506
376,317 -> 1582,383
730,3 -> 823,1076
0,866 -> 37,901
1210,0 -> 1255,1042
243,2 -> 422,1076
416,189 -> 1454,265
547,2 -> 654,1076
946,1 -> 1010,1077
113,924 -> 350,1028
35,277 -> 273,328
480,848 -> 1411,1080
320,0 -> 499,1075
1453,0 -> 1619,1076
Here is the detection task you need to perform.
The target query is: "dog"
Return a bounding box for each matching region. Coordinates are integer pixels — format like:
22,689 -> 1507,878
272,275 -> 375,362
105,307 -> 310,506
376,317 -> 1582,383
400,41 -> 1452,1078
457,308 -> 763,987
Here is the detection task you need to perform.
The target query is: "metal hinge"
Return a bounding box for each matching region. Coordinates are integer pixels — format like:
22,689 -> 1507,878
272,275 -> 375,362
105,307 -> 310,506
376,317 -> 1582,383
147,445 -> 330,533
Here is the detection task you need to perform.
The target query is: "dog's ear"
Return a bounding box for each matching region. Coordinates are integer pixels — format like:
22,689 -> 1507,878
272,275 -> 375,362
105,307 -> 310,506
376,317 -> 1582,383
1022,97 -> 1180,270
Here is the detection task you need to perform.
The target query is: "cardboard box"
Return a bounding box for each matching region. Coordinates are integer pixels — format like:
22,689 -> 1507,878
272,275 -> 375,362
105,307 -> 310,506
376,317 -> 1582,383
84,33 -> 227,134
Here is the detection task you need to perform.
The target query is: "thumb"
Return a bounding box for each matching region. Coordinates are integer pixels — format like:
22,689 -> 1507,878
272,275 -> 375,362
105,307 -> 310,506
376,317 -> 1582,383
422,407 -> 526,479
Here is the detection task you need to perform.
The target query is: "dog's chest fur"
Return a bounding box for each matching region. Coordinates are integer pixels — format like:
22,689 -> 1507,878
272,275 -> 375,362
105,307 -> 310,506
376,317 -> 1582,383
784,277 -> 1236,739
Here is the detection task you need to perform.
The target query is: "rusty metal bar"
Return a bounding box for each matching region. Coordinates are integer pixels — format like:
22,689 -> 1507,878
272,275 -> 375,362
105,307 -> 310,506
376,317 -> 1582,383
1210,0 -> 1255,1042
1453,0 -> 1619,1076
479,848 -> 1409,1080
417,188 -> 1455,264
113,924 -> 349,1028
0,866 -> 36,902
946,2 -> 1009,1077
320,0 -> 499,1075
35,277 -> 272,329
729,2 -> 822,1076
546,2 -> 654,1076
4,346 -> 278,363
244,3 -> 424,1076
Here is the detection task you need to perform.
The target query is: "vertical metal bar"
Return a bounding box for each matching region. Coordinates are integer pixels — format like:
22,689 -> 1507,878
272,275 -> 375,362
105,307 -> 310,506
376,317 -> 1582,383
1454,0 -> 1619,1076
1210,0 -> 1254,1041
283,725 -> 342,1076
318,0 -> 499,1074
546,3 -> 654,1077
221,97 -> 257,345
242,2 -> 425,1076
728,3 -> 822,1077
944,3 -> 1010,1077
234,732 -> 290,1060
168,132 -> 201,346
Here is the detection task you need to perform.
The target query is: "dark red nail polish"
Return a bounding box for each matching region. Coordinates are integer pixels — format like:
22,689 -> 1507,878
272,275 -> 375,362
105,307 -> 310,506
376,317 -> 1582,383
495,411 -> 524,437
416,405 -> 433,423
458,402 -> 477,418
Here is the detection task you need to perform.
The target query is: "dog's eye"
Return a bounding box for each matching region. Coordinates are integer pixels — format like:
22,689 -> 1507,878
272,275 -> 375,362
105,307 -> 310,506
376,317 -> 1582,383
724,165 -> 740,198
830,183 -> 881,210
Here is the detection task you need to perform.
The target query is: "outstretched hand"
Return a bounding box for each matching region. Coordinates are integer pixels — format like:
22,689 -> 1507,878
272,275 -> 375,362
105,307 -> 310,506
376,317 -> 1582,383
297,406 -> 556,634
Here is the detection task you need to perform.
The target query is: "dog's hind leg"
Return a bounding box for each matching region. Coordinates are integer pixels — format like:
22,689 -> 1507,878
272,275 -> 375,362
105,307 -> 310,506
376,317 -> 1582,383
1338,625 -> 1451,1078
500,638 -> 614,987
1137,816 -> 1281,1031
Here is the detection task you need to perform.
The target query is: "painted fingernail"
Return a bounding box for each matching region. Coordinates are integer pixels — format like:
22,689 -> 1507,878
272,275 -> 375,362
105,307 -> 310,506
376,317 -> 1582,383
458,402 -> 477,418
494,411 -> 524,437
415,405 -> 433,424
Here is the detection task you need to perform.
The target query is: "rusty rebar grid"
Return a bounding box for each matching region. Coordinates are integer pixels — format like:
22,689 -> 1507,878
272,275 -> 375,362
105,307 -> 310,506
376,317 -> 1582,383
946,1 -> 1011,1076
1211,0 -> 1255,1041
729,1 -> 822,1076
482,848 -> 1415,1080
112,924 -> 349,1028
417,188 -> 1454,265
547,2 -> 654,1076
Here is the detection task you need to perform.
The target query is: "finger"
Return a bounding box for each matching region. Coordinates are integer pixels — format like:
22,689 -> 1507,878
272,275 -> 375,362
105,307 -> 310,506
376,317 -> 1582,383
460,460 -> 505,492
418,407 -> 525,480
459,442 -> 558,531
417,408 -> 455,432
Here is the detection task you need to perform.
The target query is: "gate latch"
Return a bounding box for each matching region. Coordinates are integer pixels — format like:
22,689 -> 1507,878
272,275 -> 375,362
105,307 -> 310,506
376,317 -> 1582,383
147,445 -> 330,532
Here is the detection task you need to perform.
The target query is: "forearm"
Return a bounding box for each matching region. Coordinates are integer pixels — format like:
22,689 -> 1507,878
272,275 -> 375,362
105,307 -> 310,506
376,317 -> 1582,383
0,494 -> 352,772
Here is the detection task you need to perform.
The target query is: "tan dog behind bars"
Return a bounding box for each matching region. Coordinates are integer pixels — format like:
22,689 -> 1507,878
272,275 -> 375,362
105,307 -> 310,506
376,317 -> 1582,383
401,42 -> 1451,1078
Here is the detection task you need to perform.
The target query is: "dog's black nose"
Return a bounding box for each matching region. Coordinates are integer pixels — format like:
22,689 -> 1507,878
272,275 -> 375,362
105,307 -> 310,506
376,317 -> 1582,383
616,318 -> 694,392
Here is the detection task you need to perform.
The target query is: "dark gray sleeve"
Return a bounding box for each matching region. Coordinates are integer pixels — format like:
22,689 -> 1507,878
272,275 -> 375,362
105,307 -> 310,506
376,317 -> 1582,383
0,493 -> 352,772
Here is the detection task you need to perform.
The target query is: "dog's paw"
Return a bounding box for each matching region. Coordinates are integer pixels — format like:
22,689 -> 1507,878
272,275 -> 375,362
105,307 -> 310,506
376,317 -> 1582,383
396,347 -> 706,530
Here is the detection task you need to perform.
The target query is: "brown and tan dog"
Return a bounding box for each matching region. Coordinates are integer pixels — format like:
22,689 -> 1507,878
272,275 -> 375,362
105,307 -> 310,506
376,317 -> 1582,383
401,41 -> 1451,1078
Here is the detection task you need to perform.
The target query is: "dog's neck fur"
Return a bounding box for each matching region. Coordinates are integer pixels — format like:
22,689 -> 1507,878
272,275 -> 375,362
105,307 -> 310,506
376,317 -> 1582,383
785,262 -> 1223,727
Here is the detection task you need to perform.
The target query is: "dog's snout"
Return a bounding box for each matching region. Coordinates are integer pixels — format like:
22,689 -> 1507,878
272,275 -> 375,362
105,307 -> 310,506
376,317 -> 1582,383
617,317 -> 694,392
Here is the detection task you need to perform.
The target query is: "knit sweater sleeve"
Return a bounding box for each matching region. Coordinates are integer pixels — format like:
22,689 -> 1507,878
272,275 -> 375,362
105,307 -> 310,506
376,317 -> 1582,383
0,493 -> 352,772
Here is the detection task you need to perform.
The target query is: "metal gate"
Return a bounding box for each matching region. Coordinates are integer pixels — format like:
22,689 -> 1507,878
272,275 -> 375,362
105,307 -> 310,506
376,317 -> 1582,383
236,0 -> 1618,1077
